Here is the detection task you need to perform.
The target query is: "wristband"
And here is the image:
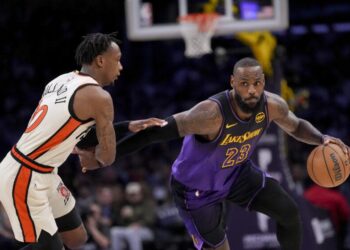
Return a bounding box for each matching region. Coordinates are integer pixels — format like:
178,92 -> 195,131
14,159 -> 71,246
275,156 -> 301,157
116,116 -> 180,158
116,121 -> 130,135
77,120 -> 130,149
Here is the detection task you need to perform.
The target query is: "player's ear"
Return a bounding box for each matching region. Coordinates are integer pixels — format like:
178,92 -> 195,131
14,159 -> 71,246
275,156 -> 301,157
262,75 -> 266,86
230,75 -> 235,87
95,55 -> 104,68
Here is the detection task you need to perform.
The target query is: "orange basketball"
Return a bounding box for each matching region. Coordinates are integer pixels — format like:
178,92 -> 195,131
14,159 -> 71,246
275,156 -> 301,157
307,144 -> 350,188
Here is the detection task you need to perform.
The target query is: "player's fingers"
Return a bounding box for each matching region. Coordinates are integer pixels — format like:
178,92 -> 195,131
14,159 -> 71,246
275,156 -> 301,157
160,121 -> 168,127
323,137 -> 331,145
149,120 -> 168,127
143,121 -> 162,128
151,118 -> 166,123
335,139 -> 348,155
147,118 -> 167,125
74,147 -> 87,156
346,147 -> 350,159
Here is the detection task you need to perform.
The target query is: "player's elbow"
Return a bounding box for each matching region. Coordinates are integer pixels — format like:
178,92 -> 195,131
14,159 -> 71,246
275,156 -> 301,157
101,150 -> 116,166
104,154 -> 116,166
96,146 -> 116,166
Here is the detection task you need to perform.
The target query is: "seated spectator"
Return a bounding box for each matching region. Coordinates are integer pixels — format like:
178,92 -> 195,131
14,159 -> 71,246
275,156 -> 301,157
304,184 -> 350,250
80,185 -> 123,250
110,182 -> 155,250
85,202 -> 111,250
153,186 -> 190,250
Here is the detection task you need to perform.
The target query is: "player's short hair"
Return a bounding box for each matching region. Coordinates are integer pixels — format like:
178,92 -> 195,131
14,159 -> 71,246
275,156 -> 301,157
233,57 -> 261,74
75,32 -> 120,66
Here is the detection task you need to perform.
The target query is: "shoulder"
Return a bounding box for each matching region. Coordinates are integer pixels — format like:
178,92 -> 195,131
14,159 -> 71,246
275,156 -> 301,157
265,91 -> 289,120
189,99 -> 222,119
174,99 -> 223,137
74,85 -> 113,113
198,99 -> 221,111
76,85 -> 112,102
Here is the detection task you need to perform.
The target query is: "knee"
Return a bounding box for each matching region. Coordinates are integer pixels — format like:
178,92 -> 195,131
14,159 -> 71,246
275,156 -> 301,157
62,227 -> 88,249
64,234 -> 88,249
279,199 -> 301,226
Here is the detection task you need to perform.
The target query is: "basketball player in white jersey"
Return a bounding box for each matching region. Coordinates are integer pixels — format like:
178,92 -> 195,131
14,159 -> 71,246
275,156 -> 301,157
0,32 -> 165,250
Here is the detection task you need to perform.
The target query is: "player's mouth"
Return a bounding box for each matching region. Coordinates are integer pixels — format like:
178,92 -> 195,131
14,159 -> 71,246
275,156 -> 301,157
245,97 -> 258,102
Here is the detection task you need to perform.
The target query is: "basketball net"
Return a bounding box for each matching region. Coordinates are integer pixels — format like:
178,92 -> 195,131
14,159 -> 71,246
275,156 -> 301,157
179,13 -> 219,58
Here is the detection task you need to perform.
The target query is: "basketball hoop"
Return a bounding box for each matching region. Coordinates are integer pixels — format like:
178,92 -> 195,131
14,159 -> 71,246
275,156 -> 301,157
179,13 -> 219,58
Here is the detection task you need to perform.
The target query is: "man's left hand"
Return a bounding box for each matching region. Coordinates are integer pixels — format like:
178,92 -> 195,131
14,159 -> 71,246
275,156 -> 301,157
129,118 -> 167,133
323,135 -> 350,159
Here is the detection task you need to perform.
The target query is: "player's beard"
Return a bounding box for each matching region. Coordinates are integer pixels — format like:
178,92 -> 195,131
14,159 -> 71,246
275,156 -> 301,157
234,93 -> 263,114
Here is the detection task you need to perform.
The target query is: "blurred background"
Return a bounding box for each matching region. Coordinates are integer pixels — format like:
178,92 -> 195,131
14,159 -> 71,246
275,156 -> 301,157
1,0 -> 350,249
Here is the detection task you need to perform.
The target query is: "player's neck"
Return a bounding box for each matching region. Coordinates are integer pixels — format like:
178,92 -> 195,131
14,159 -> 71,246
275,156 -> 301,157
79,66 -> 104,86
235,106 -> 253,121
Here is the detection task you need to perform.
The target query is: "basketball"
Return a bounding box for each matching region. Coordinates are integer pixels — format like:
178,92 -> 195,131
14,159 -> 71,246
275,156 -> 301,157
307,144 -> 350,188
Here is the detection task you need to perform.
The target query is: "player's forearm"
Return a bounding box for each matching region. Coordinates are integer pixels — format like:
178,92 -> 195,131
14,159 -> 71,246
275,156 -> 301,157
78,116 -> 180,162
95,124 -> 116,166
77,121 -> 129,149
116,116 -> 181,159
289,119 -> 324,145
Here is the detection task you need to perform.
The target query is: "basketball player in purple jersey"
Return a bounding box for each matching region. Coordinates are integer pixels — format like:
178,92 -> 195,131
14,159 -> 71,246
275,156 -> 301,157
77,57 -> 350,250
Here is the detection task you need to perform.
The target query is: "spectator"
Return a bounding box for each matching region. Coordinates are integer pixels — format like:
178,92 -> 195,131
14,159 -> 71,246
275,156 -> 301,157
304,184 -> 350,250
110,182 -> 155,250
153,186 -> 190,250
85,203 -> 111,250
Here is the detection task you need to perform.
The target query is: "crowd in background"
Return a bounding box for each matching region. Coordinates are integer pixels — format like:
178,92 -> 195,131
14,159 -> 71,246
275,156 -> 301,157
1,0 -> 350,249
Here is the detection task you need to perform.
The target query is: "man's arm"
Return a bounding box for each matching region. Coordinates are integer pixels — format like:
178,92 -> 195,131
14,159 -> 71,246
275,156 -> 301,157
174,100 -> 223,138
73,85 -> 116,166
78,100 -> 223,171
267,92 -> 323,145
76,118 -> 167,149
115,100 -> 223,158
267,92 -> 349,154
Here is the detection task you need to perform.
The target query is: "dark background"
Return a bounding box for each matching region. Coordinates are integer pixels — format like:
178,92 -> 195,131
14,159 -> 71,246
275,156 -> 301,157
1,1 -> 350,249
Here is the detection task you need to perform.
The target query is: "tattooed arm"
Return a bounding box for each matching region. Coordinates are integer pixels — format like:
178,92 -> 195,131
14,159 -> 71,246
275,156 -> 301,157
73,85 -> 116,168
116,100 -> 223,155
266,92 -> 350,157
174,100 -> 223,139
76,100 -> 223,171
266,91 -> 324,145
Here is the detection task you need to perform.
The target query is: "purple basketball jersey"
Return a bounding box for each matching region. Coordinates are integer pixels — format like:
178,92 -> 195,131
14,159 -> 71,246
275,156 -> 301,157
171,90 -> 269,191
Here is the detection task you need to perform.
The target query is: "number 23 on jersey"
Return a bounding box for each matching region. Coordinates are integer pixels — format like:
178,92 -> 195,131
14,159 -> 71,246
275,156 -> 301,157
222,144 -> 251,168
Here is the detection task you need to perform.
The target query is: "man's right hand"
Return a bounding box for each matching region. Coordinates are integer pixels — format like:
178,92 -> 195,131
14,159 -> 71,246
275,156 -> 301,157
72,147 -> 102,173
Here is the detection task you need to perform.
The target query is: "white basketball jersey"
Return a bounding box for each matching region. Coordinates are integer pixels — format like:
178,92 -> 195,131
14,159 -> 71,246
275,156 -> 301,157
15,71 -> 99,168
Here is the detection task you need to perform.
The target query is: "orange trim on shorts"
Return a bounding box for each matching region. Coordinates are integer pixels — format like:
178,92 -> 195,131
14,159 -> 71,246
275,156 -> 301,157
28,117 -> 81,159
13,167 -> 36,242
11,147 -> 54,173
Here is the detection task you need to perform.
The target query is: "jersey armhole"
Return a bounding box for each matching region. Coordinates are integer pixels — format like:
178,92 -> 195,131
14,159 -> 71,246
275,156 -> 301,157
68,83 -> 98,124
264,93 -> 271,125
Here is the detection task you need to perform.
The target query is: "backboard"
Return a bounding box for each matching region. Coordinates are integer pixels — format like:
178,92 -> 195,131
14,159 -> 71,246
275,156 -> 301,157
125,0 -> 289,41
